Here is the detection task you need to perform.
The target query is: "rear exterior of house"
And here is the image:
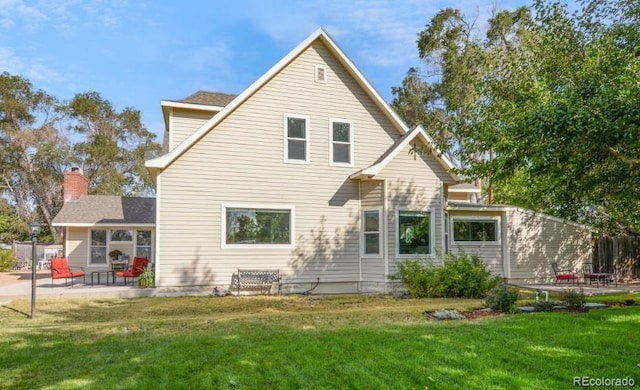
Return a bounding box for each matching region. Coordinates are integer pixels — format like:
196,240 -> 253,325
147,30 -> 457,293
52,28 -> 593,292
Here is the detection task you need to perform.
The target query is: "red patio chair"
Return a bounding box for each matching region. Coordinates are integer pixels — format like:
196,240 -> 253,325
116,256 -> 148,285
551,262 -> 579,285
50,258 -> 86,287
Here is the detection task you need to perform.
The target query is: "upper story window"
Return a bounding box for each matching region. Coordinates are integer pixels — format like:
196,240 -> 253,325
284,114 -> 310,163
329,119 -> 353,166
453,218 -> 499,242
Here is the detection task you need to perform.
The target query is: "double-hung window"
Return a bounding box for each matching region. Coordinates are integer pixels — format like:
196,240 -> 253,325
363,209 -> 381,255
90,230 -> 107,265
453,218 -> 499,242
329,119 -> 353,166
398,210 -> 432,255
284,114 -> 310,163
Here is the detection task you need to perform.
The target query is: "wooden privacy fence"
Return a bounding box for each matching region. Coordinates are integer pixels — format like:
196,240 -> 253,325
592,236 -> 640,280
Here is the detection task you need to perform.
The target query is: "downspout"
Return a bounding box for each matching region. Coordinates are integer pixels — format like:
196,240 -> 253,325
383,179 -> 389,288
502,209 -> 511,281
358,180 -> 362,284
154,173 -> 161,286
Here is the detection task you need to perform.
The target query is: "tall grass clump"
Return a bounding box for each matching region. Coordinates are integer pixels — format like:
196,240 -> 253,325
391,251 -> 501,299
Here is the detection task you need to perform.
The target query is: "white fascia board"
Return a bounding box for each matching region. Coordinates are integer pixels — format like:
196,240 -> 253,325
51,223 -> 156,228
160,100 -> 225,112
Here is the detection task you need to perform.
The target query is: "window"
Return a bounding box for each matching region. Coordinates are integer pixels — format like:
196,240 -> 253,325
315,65 -> 327,83
363,209 -> 381,255
398,211 -> 431,255
284,114 -> 310,163
329,119 -> 353,166
136,230 -> 152,259
225,206 -> 293,246
110,229 -> 132,241
90,229 -> 107,265
453,219 -> 499,242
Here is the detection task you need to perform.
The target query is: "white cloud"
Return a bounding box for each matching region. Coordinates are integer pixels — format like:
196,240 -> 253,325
0,46 -> 63,84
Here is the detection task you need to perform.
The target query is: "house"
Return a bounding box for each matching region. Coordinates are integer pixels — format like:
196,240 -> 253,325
52,168 -> 155,268
52,28 -> 591,292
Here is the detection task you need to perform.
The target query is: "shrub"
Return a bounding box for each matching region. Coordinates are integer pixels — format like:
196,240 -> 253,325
391,251 -> 500,299
560,289 -> 586,312
0,249 -> 16,271
391,259 -> 438,298
485,284 -> 520,312
437,251 -> 501,299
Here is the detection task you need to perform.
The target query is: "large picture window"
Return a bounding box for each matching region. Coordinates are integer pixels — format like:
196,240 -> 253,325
225,207 -> 292,245
398,211 -> 431,255
453,219 -> 498,242
363,209 -> 381,255
330,119 -> 353,166
285,114 -> 310,163
90,229 -> 107,265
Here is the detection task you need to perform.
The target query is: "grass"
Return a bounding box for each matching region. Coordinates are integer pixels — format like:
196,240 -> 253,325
1,293 -> 639,389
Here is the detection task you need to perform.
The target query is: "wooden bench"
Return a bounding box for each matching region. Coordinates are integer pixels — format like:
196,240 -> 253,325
234,269 -> 281,295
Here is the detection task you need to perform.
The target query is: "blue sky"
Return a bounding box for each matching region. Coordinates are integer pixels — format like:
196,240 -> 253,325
1,0 -> 550,139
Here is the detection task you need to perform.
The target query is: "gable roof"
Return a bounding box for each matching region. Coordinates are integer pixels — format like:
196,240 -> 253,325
52,196 -> 156,227
349,125 -> 458,181
146,28 -> 456,183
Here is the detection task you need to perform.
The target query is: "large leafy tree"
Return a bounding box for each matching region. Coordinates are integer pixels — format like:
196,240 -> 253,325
65,92 -> 160,196
0,72 -> 71,241
0,73 -> 161,242
394,0 -> 640,233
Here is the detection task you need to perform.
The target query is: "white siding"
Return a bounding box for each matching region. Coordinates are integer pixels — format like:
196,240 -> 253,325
157,41 -> 405,289
508,208 -> 591,283
169,109 -> 215,150
65,227 -> 88,269
378,143 -> 449,277
360,180 -> 385,281
447,210 -> 504,277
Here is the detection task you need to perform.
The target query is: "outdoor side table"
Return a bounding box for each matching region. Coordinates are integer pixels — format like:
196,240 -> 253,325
90,270 -> 115,286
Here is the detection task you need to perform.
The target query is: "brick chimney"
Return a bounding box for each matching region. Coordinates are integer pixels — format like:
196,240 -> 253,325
63,167 -> 89,202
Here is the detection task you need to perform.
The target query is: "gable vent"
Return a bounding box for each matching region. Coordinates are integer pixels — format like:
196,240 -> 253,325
315,65 -> 327,83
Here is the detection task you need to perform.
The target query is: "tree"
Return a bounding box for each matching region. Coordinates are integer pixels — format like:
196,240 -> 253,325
0,72 -> 71,241
456,0 -> 640,232
65,92 -> 160,196
394,0 -> 640,233
0,73 -> 162,243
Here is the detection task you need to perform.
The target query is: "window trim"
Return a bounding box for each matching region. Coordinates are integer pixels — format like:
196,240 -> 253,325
283,114 -> 310,164
451,216 -> 501,244
221,203 -> 296,249
395,209 -> 435,258
89,229 -> 108,266
315,65 -> 327,83
329,118 -> 354,167
361,208 -> 382,258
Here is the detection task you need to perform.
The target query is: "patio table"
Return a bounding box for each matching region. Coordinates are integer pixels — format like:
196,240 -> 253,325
90,270 -> 115,286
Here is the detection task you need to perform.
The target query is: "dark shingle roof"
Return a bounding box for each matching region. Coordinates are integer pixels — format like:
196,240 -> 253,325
178,91 -> 237,107
52,196 -> 156,225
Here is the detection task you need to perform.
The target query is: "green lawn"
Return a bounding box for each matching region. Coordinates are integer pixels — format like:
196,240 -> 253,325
1,294 -> 638,389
